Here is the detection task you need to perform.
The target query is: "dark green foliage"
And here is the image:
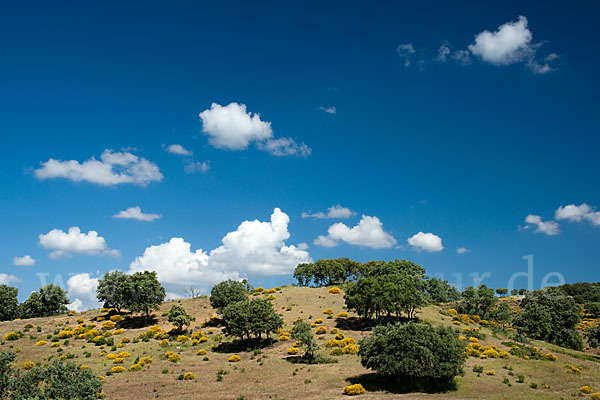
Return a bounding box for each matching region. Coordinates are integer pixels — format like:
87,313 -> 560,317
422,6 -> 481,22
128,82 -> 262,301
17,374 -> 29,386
359,322 -> 466,387
0,354 -> 102,400
426,278 -> 461,303
345,260 -> 428,321
293,258 -> 366,287
0,286 -> 19,322
456,285 -> 497,319
496,288 -> 508,296
96,270 -> 129,311
518,289 -> 527,295
122,271 -> 165,321
221,298 -> 282,341
586,302 -> 600,317
489,302 -> 512,323
291,320 -> 319,361
552,282 -> 600,304
585,324 -> 600,348
210,280 -> 248,313
167,303 -> 195,332
513,289 -> 583,350
18,285 -> 70,319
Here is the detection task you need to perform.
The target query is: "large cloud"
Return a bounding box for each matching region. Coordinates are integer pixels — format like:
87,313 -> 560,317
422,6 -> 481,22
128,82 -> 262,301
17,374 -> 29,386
39,227 -> 120,259
66,273 -> 100,312
524,214 -> 560,236
555,203 -> 600,226
128,208 -> 311,294
407,232 -> 444,252
199,102 -> 311,157
302,205 -> 355,219
34,149 -> 163,186
314,215 -> 396,248
199,102 -> 273,150
113,206 -> 161,222
468,16 -> 532,65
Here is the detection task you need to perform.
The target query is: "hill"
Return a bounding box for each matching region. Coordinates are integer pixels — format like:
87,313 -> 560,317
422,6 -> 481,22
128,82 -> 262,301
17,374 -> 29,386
1,285 -> 599,399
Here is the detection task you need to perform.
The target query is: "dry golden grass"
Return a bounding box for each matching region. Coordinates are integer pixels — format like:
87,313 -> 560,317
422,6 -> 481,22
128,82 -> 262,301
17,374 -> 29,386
1,286 -> 599,399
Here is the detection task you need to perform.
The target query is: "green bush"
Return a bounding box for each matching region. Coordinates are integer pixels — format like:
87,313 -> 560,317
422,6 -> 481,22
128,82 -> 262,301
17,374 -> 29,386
359,322 -> 466,389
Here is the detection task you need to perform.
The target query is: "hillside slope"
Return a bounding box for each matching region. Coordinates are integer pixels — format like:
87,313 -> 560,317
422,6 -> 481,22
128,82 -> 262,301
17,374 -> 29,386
1,286 -> 599,399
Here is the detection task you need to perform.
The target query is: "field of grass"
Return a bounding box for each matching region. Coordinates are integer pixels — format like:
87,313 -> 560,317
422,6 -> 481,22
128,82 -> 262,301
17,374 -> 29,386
1,286 -> 599,399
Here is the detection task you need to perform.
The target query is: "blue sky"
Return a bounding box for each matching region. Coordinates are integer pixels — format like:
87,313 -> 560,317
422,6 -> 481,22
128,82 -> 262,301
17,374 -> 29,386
1,1 -> 599,310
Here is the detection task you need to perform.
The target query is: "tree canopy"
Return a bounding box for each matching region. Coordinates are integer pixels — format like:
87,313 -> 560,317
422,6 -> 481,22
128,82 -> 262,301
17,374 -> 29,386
122,271 -> 165,321
0,285 -> 19,322
210,279 -> 249,313
18,284 -> 69,319
221,298 -> 282,341
96,270 -> 129,311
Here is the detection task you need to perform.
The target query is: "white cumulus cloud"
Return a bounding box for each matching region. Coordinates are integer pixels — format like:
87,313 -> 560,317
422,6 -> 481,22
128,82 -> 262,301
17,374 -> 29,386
456,247 -> 471,254
555,203 -> 600,227
468,16 -> 532,65
199,102 -> 311,157
34,149 -> 163,186
13,255 -> 36,266
113,206 -> 161,222
0,274 -> 20,285
524,214 -> 560,236
66,273 -> 100,311
314,215 -> 396,249
39,227 -> 120,259
165,144 -> 193,156
302,205 -> 355,219
184,161 -> 210,173
128,208 -> 311,295
407,232 -> 444,252
199,102 -> 273,150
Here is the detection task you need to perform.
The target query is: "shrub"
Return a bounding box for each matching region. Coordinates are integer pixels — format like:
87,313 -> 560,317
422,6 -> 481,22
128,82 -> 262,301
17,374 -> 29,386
266,295 -> 276,300
111,366 -> 125,373
315,318 -> 323,324
229,354 -> 241,362
118,351 -> 131,358
36,340 -> 47,346
329,287 -> 341,294
184,372 -> 195,380
581,386 -> 594,394
112,358 -> 124,364
544,353 -> 557,361
343,383 -> 365,395
288,347 -> 299,355
344,344 -> 359,355
21,361 -> 35,370
177,335 -> 189,343
338,312 -> 348,318
197,349 -> 208,356
330,348 -> 344,356
129,364 -> 143,372
109,315 -> 123,323
472,365 -> 483,373
335,333 -> 345,340
4,332 -> 19,341
168,304 -> 195,332
592,393 -> 600,400
101,321 -> 115,330
160,339 -> 170,347
114,329 -> 125,335
315,326 -> 327,335
323,308 -> 333,315
486,370 -> 495,376
359,322 -> 466,387
139,357 -> 152,366
80,365 -> 89,370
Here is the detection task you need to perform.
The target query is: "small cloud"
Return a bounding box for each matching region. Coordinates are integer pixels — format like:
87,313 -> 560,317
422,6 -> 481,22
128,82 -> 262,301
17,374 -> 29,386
184,161 -> 210,174
319,106 -> 337,115
0,273 -> 20,285
456,247 -> 471,254
165,144 -> 193,156
257,138 -> 312,158
397,43 -> 416,67
39,227 -> 120,258
524,214 -> 560,235
555,203 -> 600,227
302,205 -> 355,219
113,206 -> 161,222
314,215 -> 396,249
407,232 -> 444,252
13,255 -> 36,266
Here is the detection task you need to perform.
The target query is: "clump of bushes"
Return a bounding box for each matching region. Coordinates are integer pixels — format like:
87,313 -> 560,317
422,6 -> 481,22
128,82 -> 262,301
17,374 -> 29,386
229,355 -> 241,363
343,383 -> 365,395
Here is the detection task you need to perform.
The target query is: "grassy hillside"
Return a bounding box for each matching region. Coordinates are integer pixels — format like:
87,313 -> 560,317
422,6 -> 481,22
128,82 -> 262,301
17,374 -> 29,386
1,286 -> 599,399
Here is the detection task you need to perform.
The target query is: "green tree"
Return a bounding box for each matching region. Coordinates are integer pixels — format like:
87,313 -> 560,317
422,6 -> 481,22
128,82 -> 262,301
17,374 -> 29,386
19,284 -> 69,319
221,300 -> 252,341
426,278 -> 461,304
96,270 -> 129,312
122,271 -> 165,322
291,320 -> 319,362
359,322 -> 466,389
496,288 -> 508,296
293,263 -> 314,286
167,303 -> 195,332
513,289 -> 583,350
585,324 -> 600,348
0,352 -> 16,398
510,289 -> 518,296
0,285 -> 18,322
210,280 -> 248,313
248,298 -> 283,339
457,285 -> 497,319
6,359 -> 102,400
